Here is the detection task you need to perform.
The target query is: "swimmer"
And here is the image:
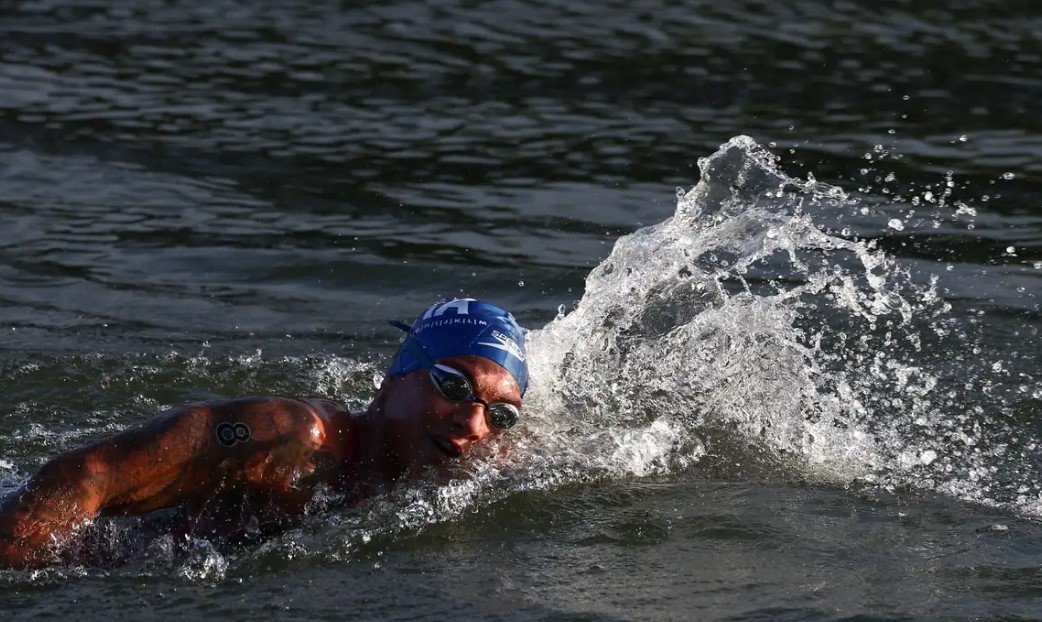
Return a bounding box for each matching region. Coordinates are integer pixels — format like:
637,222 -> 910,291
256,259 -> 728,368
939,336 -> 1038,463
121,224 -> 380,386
0,299 -> 528,569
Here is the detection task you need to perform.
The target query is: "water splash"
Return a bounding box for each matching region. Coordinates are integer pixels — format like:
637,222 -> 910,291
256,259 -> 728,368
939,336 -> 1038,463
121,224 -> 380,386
522,135 -> 1038,515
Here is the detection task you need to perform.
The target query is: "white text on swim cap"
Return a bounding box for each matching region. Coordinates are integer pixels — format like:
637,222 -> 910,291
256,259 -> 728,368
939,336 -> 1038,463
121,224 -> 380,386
415,317 -> 489,333
477,330 -> 525,362
422,299 -> 474,320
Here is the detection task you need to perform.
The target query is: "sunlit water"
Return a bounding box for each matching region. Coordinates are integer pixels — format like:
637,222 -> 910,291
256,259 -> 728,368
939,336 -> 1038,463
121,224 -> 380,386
3,1 -> 1042,620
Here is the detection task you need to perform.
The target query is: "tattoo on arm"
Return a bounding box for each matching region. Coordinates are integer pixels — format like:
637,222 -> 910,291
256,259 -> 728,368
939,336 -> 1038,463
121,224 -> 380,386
215,422 -> 252,447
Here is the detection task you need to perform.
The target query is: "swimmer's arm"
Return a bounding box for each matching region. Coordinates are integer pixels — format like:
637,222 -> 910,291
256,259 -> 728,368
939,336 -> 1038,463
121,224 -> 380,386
0,406 -> 214,569
0,398 -> 340,569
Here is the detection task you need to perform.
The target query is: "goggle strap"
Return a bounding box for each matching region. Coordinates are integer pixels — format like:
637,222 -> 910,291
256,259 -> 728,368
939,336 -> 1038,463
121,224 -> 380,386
389,321 -> 439,369
388,319 -> 412,333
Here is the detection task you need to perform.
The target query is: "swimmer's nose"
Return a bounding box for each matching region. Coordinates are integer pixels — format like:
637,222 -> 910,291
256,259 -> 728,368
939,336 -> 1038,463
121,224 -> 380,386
451,401 -> 492,446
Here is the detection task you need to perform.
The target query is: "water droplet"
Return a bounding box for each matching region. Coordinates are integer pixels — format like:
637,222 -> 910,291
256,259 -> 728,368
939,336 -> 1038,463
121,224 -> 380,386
958,135 -> 968,142
1006,246 -> 1016,256
888,219 -> 905,231
1002,172 -> 1015,180
518,281 -> 525,287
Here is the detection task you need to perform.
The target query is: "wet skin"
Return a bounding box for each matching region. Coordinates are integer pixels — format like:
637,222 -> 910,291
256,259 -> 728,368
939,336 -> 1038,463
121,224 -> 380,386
0,355 -> 520,569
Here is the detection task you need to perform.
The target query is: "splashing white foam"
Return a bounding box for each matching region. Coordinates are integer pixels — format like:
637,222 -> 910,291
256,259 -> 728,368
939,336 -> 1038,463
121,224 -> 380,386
515,135 -> 1028,515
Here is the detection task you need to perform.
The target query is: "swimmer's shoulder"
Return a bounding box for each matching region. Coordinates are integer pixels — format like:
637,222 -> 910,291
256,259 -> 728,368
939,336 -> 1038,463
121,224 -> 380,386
183,396 -> 350,455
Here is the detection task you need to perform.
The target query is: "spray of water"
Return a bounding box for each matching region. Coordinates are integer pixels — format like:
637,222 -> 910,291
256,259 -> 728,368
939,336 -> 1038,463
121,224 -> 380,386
522,135 -> 1038,515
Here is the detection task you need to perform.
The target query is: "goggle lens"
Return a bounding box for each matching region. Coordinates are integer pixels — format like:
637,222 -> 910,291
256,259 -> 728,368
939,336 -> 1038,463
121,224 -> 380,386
487,402 -> 520,429
432,367 -> 471,401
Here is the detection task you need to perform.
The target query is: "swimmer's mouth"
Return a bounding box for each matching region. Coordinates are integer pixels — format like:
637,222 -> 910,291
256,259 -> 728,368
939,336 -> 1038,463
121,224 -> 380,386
432,436 -> 462,458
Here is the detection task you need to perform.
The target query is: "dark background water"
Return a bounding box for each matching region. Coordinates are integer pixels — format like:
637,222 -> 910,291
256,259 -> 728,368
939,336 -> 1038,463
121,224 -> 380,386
2,0 -> 1042,620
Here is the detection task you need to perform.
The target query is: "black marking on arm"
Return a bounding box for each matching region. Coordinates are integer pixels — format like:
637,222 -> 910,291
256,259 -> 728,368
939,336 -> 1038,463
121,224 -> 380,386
215,422 -> 251,447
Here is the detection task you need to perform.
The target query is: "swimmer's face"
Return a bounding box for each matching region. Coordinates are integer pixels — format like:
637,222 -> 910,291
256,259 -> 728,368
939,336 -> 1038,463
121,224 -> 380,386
378,355 -> 522,478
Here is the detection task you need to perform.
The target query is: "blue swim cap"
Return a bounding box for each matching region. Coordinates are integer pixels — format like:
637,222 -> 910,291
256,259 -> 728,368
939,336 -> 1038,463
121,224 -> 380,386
386,299 -> 529,396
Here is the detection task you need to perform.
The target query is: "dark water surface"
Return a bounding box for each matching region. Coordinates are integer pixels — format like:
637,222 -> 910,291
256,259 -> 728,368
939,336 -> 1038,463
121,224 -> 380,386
2,1 -> 1042,620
